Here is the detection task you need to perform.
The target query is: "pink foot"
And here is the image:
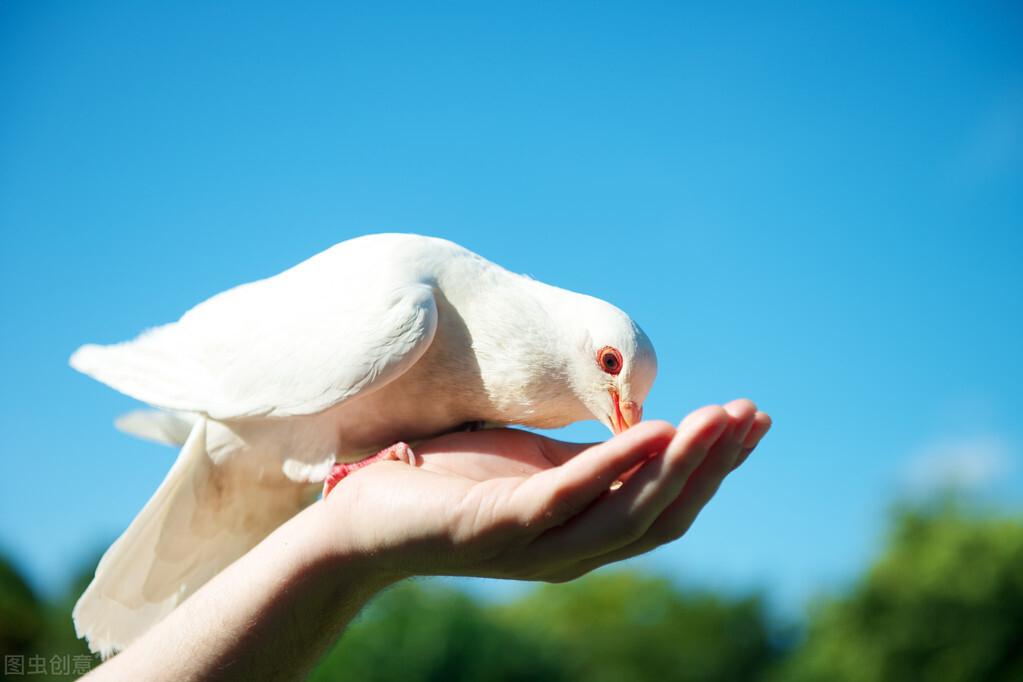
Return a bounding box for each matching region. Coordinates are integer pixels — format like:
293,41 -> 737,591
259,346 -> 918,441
322,442 -> 417,498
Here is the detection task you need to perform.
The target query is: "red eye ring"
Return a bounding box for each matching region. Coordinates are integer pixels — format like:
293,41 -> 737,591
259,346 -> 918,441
596,346 -> 623,376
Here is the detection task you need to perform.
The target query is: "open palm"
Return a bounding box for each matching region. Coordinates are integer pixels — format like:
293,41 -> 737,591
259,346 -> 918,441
320,400 -> 771,583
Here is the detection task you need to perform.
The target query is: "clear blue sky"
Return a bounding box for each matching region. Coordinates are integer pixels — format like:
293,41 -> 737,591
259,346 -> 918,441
2,1 -> 1021,614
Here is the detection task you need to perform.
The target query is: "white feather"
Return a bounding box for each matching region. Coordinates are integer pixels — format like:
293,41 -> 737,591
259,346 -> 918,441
115,410 -> 196,446
70,237 -> 441,419
74,418 -> 316,658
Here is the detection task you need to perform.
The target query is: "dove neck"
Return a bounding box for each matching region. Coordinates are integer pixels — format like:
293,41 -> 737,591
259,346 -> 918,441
437,274 -> 590,429
492,278 -> 595,428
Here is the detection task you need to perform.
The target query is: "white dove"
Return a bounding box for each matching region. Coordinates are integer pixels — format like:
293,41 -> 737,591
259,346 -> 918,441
71,233 -> 657,657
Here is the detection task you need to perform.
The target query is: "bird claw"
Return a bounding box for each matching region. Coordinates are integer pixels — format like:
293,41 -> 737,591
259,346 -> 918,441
322,442 -> 417,498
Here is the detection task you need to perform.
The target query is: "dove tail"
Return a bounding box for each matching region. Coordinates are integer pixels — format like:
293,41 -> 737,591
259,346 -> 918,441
73,417 -> 314,658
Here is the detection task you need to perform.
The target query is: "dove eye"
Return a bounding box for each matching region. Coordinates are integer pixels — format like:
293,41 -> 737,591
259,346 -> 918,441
597,346 -> 623,376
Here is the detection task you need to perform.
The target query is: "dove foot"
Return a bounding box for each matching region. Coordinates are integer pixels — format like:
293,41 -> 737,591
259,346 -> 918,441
322,442 -> 417,498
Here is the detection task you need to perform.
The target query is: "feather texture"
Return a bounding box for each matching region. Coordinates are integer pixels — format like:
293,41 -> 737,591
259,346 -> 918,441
72,233 -> 658,655
74,419 -> 315,658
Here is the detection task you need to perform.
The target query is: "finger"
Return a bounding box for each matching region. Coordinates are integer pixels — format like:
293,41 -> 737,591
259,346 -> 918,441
632,399 -> 756,540
527,405 -> 730,561
731,411 -> 772,471
722,399 -> 759,444
646,399 -> 756,532
608,400 -> 753,486
559,400 -> 757,571
513,420 -> 676,532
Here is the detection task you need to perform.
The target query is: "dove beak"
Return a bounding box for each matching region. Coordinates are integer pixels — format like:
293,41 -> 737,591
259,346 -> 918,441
609,389 -> 643,435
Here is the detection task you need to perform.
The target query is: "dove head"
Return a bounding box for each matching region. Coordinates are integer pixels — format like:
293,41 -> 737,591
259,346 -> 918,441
557,293 -> 657,435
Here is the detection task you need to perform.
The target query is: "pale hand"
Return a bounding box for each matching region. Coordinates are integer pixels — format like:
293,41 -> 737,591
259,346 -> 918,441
313,399 -> 772,583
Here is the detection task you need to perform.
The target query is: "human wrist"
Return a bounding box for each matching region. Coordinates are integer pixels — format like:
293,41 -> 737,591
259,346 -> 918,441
298,498 -> 412,592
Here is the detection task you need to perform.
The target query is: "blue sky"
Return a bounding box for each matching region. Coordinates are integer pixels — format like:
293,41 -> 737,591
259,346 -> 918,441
1,1 -> 1021,614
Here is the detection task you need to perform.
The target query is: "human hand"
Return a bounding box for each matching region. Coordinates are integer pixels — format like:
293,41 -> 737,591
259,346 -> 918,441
313,399 -> 771,584
83,400 -> 770,682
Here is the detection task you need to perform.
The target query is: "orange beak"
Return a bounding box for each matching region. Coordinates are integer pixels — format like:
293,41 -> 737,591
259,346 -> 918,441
610,389 -> 643,435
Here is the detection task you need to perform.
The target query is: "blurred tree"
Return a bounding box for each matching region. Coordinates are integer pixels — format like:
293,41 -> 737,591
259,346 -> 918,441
0,551 -> 101,680
311,572 -> 777,682
35,554 -> 100,666
501,570 -> 778,682
309,580 -> 571,682
0,554 -> 45,658
775,501 -> 1023,682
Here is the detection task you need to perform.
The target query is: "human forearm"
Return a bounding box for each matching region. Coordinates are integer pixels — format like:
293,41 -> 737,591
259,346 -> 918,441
83,504 -> 395,682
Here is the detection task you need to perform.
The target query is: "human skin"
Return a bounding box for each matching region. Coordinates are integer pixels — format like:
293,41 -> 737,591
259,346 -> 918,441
82,399 -> 771,682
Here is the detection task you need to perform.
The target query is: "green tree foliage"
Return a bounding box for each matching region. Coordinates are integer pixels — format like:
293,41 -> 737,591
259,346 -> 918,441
309,573 -> 777,682
309,581 -> 570,682
0,554 -> 99,680
500,571 -> 777,682
0,555 -> 45,658
776,502 -> 1023,682
34,558 -> 97,664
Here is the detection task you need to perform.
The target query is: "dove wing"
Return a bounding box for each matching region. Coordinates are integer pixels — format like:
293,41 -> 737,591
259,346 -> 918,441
70,251 -> 439,419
